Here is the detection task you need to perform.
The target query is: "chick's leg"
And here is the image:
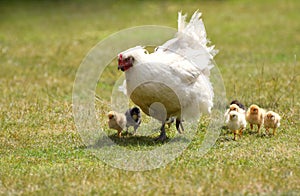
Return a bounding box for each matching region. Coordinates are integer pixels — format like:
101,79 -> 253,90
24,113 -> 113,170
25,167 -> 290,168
117,130 -> 122,138
133,126 -> 138,135
273,128 -> 277,136
257,124 -> 261,134
239,127 -> 244,138
250,124 -> 253,130
265,128 -> 269,135
233,130 -> 238,141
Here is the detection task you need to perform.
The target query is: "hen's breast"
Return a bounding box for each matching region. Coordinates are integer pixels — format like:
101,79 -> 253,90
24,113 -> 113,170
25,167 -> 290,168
130,81 -> 181,121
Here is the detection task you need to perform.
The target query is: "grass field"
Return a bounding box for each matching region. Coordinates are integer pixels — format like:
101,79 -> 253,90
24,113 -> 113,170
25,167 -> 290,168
1,0 -> 300,195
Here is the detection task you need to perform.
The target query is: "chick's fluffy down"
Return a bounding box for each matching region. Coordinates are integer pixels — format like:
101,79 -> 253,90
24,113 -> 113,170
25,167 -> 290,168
246,104 -> 265,125
264,111 -> 281,129
107,111 -> 126,132
225,110 -> 247,131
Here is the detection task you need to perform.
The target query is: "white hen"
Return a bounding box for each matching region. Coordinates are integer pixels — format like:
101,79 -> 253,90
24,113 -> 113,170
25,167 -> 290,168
117,11 -> 217,141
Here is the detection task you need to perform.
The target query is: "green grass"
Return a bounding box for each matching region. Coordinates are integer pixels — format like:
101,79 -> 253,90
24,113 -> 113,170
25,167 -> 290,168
1,0 -> 300,195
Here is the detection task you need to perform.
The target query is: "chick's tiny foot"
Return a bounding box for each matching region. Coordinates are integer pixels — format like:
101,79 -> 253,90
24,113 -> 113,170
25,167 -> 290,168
273,128 -> 277,136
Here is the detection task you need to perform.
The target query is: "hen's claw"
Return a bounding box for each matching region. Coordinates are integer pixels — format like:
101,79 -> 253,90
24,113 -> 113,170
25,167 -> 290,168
176,119 -> 184,134
154,123 -> 168,142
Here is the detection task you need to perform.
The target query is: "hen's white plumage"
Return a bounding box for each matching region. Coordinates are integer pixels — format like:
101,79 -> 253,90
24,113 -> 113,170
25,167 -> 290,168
118,11 -> 217,140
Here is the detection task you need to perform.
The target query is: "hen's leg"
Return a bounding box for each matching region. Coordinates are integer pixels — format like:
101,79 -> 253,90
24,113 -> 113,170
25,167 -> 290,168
155,122 -> 167,142
176,119 -> 184,134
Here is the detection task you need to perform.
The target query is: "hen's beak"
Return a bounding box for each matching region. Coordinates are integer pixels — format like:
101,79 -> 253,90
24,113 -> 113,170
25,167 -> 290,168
118,58 -> 125,72
118,56 -> 133,72
118,65 -> 125,71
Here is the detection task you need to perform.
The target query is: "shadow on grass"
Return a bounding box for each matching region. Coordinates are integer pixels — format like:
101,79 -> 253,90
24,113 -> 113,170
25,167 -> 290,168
216,126 -> 277,144
87,131 -> 191,149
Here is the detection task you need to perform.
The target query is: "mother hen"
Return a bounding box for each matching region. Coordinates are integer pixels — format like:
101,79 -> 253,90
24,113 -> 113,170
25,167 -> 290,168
117,11 -> 217,141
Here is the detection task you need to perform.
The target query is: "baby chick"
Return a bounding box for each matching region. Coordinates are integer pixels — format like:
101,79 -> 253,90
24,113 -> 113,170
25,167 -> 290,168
225,103 -> 245,115
246,104 -> 266,134
264,111 -> 281,135
107,111 -> 127,137
125,106 -> 142,134
230,100 -> 246,111
224,100 -> 246,119
225,110 -> 247,140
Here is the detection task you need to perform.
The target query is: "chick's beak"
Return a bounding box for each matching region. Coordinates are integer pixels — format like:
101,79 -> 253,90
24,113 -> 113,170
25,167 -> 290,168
132,114 -> 138,121
108,113 -> 114,119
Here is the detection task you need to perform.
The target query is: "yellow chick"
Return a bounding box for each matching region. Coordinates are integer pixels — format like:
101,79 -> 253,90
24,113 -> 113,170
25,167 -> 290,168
264,111 -> 281,135
246,104 -> 265,134
224,103 -> 246,117
225,110 -> 247,141
107,111 -> 127,137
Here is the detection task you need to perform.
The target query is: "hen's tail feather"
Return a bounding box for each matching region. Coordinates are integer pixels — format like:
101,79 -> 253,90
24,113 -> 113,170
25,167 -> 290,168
160,11 -> 217,61
179,10 -> 217,56
178,11 -> 187,32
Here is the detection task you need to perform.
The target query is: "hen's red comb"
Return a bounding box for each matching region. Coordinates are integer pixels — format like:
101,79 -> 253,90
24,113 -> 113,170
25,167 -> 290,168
119,54 -> 123,60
